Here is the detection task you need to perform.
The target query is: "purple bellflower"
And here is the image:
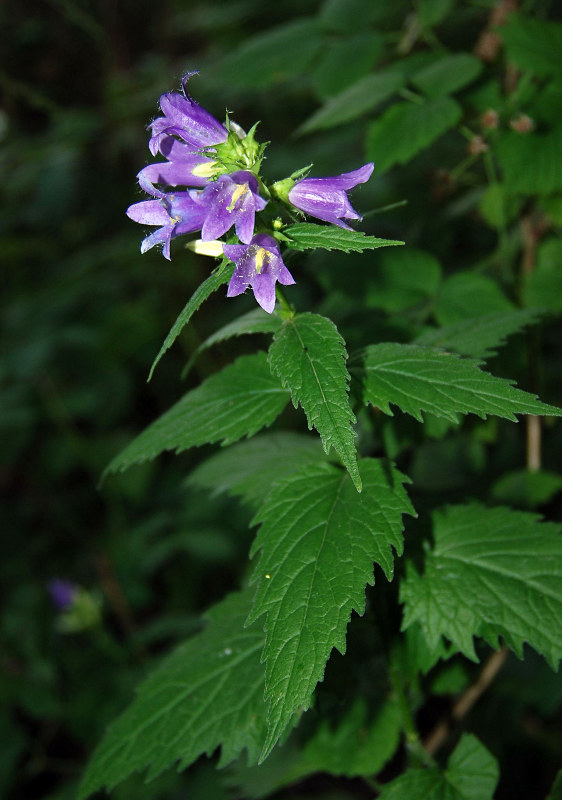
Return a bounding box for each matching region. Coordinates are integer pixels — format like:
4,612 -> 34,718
149,72 -> 228,157
199,171 -> 267,245
137,136 -> 217,194
287,163 -> 374,229
127,190 -> 210,260
223,233 -> 295,313
48,578 -> 78,611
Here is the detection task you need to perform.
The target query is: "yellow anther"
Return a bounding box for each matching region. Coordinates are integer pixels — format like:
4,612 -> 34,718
192,160 -> 219,178
227,182 -> 248,211
254,246 -> 268,274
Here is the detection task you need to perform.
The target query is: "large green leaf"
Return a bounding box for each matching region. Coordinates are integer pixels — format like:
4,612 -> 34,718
401,504 -> 562,666
498,127 -> 562,196
148,260 -> 234,380
247,459 -> 415,758
268,313 -> 361,490
187,432 -> 329,508
366,97 -> 462,172
414,308 -> 543,358
298,69 -> 404,134
311,32 -> 383,100
522,238 -> 562,313
363,343 -> 562,423
365,247 -> 442,312
378,734 -> 498,800
283,223 -> 404,253
412,54 -> 483,98
106,353 -> 289,474
501,16 -> 562,77
434,272 -> 514,326
78,591 -> 267,799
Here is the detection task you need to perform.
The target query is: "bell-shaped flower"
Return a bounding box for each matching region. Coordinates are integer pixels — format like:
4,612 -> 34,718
223,233 -> 295,313
287,163 -> 374,229
200,171 -> 267,244
138,136 -> 218,194
149,72 -> 228,156
126,190 -> 210,260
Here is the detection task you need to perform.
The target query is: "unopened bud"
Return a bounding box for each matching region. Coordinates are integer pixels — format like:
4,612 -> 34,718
187,239 -> 224,257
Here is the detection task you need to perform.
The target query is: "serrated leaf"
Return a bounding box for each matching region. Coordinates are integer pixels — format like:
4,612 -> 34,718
78,590 -> 267,799
434,272 -> 514,325
363,343 -> 562,423
498,127 -> 562,196
298,69 -> 404,134
366,97 -> 462,172
182,308 -> 282,378
414,308 -> 543,358
378,734 -> 498,800
412,54 -> 483,98
400,504 -> 562,667
247,459 -> 415,758
106,353 -> 289,475
187,432 -> 329,508
283,223 -> 404,253
148,260 -> 234,380
501,16 -> 562,78
365,247 -> 442,312
268,313 -> 361,490
491,469 -> 562,510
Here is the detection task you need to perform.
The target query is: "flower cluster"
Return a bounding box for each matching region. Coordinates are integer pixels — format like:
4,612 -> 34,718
127,73 -> 374,312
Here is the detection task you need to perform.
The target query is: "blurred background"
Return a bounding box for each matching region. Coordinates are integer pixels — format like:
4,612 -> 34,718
2,1 -> 561,798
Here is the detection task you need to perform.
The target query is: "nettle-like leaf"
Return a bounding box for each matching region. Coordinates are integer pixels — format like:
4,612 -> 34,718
497,127 -> 562,196
283,223 -> 404,253
364,246 -> 442,313
78,590 -> 267,799
401,504 -> 562,667
188,432 -> 329,508
412,53 -> 483,98
363,343 -> 562,423
106,352 -> 289,474
378,734 -> 499,800
268,312 -> 361,490
414,308 -> 543,359
297,69 -> 404,134
501,15 -> 562,77
148,260 -> 234,380
365,97 -> 462,172
434,272 -> 514,325
247,459 -> 415,758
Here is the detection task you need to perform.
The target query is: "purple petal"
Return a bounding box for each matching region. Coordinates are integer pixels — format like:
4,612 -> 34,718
251,272 -> 277,313
127,200 -> 170,225
222,243 -> 247,261
48,579 -> 77,610
141,226 -> 174,259
298,163 -> 374,192
158,90 -> 227,150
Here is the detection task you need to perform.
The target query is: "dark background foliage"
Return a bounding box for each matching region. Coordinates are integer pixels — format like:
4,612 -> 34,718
1,1 -> 561,798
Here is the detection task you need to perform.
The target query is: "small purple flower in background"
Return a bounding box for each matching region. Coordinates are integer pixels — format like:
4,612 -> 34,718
48,579 -> 77,611
137,136 -> 217,194
288,163 -> 374,229
127,190 -> 210,259
200,171 -> 267,244
223,233 -> 295,313
149,72 -> 228,156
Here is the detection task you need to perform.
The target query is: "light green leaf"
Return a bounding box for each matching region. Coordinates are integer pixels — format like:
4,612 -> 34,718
498,127 -> 562,196
401,504 -> 562,666
365,247 -> 442,312
378,734 -> 498,800
247,459 -> 415,758
214,19 -> 324,89
412,54 -> 483,98
491,469 -> 562,510
414,308 -> 543,358
106,353 -> 289,474
268,313 -> 361,490
283,223 -> 404,253
78,591 -> 267,799
187,432 -> 329,508
501,16 -> 562,77
298,69 -> 404,134
434,273 -> 514,326
148,260 -> 234,381
363,343 -> 562,423
366,97 -> 462,172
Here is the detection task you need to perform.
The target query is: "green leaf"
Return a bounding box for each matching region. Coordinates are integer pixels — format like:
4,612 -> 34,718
501,16 -> 562,77
491,469 -> 562,510
498,127 -> 562,196
214,19 -> 324,89
106,353 -> 289,474
148,260 -> 234,381
546,769 -> 562,800
298,69 -> 404,134
412,54 -> 483,98
311,33 -> 383,100
417,0 -> 456,27
247,459 -> 415,758
363,343 -> 562,423
182,308 -> 282,377
366,97 -> 462,172
319,0 -> 389,32
268,313 -> 361,490
378,734 -> 498,800
414,308 -> 543,358
434,273 -> 514,325
78,590 -> 267,799
187,432 -> 329,508
400,504 -> 562,666
522,238 -> 562,313
283,223 -> 404,253
365,247 -> 442,312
